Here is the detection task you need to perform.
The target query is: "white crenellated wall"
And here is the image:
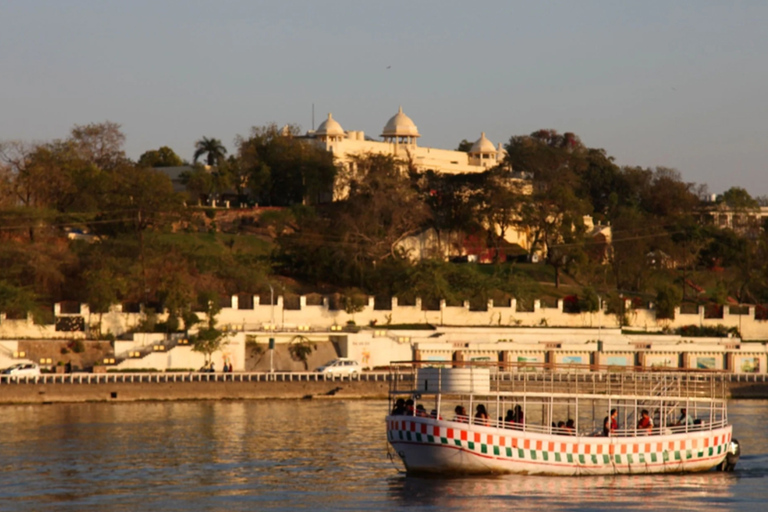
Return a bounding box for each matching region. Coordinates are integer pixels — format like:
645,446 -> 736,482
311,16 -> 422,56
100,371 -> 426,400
2,296 -> 768,341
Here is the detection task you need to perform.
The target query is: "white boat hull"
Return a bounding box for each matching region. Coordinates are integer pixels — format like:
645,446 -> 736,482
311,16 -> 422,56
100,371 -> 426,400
387,416 -> 732,476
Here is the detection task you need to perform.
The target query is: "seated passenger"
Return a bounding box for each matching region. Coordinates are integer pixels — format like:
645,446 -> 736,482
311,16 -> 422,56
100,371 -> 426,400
504,409 -> 515,428
475,404 -> 489,426
405,399 -> 415,416
430,409 -> 442,420
637,409 -> 653,434
453,405 -> 468,423
415,404 -> 428,417
565,419 -> 575,435
676,408 -> 694,426
556,421 -> 566,435
603,409 -> 618,436
513,405 -> 525,425
391,398 -> 406,415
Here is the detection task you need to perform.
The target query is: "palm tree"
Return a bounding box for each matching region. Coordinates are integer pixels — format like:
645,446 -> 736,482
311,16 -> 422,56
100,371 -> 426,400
193,137 -> 227,166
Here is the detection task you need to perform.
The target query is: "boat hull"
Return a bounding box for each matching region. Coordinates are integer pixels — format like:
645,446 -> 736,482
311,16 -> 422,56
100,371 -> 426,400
387,416 -> 732,476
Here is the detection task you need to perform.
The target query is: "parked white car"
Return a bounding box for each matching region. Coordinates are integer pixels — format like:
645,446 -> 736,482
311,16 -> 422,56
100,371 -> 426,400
315,358 -> 362,375
2,362 -> 41,378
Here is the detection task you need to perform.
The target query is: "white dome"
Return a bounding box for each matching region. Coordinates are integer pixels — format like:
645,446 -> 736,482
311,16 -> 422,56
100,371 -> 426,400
470,132 -> 496,154
381,106 -> 420,138
316,113 -> 344,136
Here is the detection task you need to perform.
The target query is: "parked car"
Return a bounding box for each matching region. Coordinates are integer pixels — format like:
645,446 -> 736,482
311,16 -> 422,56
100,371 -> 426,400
315,358 -> 362,375
2,362 -> 41,378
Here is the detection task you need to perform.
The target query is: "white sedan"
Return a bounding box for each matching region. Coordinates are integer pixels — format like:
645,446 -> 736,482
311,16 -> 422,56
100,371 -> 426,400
315,358 -> 362,375
2,362 -> 41,377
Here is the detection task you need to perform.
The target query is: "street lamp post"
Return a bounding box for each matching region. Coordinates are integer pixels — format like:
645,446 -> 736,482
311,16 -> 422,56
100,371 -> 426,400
268,283 -> 275,373
268,283 -> 275,326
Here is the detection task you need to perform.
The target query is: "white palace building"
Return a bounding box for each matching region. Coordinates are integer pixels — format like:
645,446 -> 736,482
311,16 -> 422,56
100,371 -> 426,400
309,107 -> 508,176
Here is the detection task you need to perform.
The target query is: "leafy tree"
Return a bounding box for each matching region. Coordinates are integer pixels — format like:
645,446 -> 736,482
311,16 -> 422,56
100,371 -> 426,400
413,170 -> 485,253
655,283 -> 682,320
180,164 -> 232,204
192,291 -> 229,365
575,148 -> 622,217
338,153 -> 430,272
609,207 -> 658,292
0,280 -> 43,322
456,139 -> 473,152
721,187 -> 758,209
478,170 -> 526,262
342,288 -> 367,320
70,121 -> 127,170
138,146 -> 184,168
505,129 -> 592,284
288,335 -> 317,370
236,124 -> 337,206
193,137 -> 227,166
84,265 -> 127,337
578,286 -> 600,313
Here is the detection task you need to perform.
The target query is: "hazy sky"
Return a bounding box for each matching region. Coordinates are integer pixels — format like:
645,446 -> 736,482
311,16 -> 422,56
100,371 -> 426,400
2,1 -> 767,195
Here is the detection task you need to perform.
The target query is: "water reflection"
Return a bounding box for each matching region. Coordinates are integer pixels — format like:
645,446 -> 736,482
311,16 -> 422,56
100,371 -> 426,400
389,472 -> 737,511
0,399 -> 765,511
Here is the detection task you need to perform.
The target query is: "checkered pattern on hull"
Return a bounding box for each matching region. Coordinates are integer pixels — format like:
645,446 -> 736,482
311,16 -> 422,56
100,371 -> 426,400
387,418 -> 730,470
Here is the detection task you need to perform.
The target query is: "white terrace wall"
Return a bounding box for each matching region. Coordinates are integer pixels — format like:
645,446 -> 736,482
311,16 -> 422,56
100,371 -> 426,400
114,332 -> 246,372
2,297 -> 767,341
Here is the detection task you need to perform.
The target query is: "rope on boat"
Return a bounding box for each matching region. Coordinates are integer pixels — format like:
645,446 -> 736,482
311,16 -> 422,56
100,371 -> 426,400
386,443 -> 407,474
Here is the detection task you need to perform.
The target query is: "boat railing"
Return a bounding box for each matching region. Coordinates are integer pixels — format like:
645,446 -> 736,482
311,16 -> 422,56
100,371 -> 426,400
389,361 -> 730,438
389,361 -> 729,400
395,411 -> 729,438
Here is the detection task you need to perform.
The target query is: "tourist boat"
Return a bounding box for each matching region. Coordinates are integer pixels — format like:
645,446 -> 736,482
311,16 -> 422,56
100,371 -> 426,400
386,362 -> 740,475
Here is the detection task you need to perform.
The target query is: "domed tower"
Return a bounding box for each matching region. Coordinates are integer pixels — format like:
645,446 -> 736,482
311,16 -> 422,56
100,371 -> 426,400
468,132 -> 498,168
315,113 -> 345,143
381,106 -> 420,145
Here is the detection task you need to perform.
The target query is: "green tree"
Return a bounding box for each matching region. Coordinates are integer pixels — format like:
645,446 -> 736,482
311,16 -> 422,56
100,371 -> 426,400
456,139 -> 473,152
339,153 -> 430,274
84,265 -> 127,337
655,284 -> 682,320
236,124 -> 337,206
288,335 -> 317,370
578,286 -> 600,313
505,129 -> 592,284
478,170 -> 526,262
721,187 -> 758,209
192,291 -> 229,365
138,146 -> 184,168
0,280 -> 43,322
193,137 -> 227,166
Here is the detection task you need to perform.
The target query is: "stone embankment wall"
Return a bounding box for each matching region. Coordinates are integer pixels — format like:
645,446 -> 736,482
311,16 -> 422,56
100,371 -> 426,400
1,373 -> 767,404
0,378 -> 390,404
1,296 -> 766,341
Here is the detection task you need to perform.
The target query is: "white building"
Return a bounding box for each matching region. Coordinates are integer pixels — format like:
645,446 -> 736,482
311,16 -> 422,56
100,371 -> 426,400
310,107 -> 508,176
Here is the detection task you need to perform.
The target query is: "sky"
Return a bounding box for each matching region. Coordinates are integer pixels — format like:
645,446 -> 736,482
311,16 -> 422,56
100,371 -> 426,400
1,0 -> 767,196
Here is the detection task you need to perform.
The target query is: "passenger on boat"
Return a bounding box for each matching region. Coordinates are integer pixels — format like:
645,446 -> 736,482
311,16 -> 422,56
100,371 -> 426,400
391,398 -> 406,415
556,421 -> 566,434
676,408 -> 694,426
565,418 -> 575,435
430,409 -> 443,420
637,409 -> 653,434
504,409 -> 515,428
415,404 -> 429,417
405,399 -> 415,415
603,409 -> 618,436
475,404 -> 490,426
453,405 -> 468,423
513,405 -> 524,425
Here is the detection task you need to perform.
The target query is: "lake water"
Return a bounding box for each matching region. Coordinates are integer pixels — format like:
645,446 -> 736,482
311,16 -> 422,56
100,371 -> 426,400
0,399 -> 766,511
